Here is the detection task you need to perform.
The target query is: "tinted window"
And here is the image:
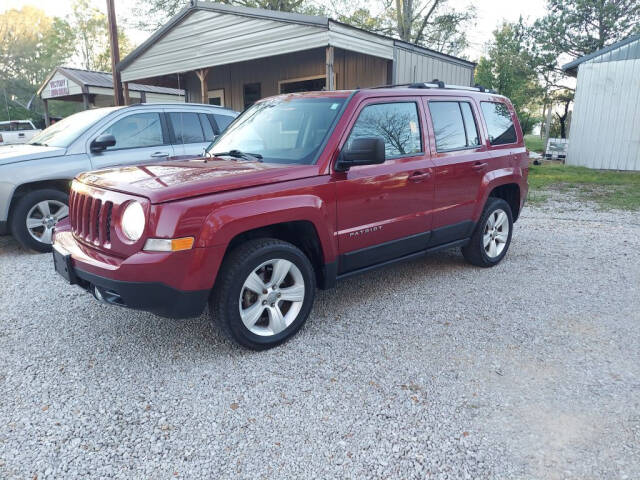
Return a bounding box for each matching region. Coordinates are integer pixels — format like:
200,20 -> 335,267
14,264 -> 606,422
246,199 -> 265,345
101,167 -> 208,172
213,114 -> 234,132
101,112 -> 163,150
198,113 -> 215,141
429,102 -> 467,151
169,112 -> 204,144
460,103 -> 480,146
347,102 -> 422,157
243,83 -> 261,109
481,102 -> 517,145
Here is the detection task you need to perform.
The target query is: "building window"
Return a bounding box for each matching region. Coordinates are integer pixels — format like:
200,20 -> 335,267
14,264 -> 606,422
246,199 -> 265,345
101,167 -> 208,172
279,75 -> 327,94
481,101 -> 517,145
243,83 -> 261,109
208,89 -> 225,107
429,101 -> 480,152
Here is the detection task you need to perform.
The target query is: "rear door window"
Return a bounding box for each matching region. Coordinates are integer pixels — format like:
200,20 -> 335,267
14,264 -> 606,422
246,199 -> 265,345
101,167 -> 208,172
213,114 -> 234,132
428,101 -> 468,151
481,102 -> 517,145
169,112 -> 205,144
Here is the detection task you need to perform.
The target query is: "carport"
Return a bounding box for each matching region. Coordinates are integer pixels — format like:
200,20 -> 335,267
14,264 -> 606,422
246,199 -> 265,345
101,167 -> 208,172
37,67 -> 185,126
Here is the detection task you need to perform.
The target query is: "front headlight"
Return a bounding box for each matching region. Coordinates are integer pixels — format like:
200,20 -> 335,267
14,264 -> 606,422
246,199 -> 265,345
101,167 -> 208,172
121,201 -> 145,241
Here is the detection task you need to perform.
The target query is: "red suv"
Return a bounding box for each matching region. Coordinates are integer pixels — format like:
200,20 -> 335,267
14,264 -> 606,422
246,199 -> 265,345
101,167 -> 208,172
52,83 -> 528,350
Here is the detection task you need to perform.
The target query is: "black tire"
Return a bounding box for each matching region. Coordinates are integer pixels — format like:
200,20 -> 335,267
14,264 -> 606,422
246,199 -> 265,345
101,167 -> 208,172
461,197 -> 513,267
10,189 -> 69,253
210,238 -> 316,350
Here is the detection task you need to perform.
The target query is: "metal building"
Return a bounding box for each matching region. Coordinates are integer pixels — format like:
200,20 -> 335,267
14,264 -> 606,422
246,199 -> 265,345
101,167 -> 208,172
118,1 -> 475,112
563,34 -> 640,171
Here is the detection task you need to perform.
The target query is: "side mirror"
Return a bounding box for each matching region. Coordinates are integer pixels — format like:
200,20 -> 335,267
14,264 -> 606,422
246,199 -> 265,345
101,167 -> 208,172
90,134 -> 116,152
335,136 -> 385,172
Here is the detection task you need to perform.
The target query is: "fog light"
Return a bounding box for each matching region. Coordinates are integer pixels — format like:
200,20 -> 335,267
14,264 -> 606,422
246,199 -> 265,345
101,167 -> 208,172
143,237 -> 194,252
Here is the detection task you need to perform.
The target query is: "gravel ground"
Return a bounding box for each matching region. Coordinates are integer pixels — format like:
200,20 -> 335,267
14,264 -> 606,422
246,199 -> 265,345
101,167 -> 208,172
1,194 -> 639,479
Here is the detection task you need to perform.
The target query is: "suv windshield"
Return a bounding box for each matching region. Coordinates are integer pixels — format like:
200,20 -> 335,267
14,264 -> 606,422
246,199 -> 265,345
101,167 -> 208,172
210,96 -> 345,165
29,107 -> 121,148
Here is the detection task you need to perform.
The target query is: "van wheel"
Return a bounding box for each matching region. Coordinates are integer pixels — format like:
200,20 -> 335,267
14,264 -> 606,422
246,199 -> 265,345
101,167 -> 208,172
210,238 -> 316,350
10,189 -> 69,253
462,197 -> 513,267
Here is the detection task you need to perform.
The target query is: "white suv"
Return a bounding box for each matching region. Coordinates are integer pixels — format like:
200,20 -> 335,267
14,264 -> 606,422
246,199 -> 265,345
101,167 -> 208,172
0,103 -> 238,251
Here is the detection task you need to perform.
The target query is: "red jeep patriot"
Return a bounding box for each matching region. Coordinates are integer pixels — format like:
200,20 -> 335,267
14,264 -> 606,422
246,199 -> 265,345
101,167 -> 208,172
52,83 -> 528,350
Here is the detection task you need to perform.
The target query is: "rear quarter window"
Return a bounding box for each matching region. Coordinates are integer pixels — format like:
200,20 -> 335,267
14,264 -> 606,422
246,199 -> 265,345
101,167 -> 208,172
481,101 -> 517,145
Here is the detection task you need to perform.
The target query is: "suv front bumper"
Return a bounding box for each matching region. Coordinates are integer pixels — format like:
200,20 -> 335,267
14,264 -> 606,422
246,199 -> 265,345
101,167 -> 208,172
52,225 -> 224,319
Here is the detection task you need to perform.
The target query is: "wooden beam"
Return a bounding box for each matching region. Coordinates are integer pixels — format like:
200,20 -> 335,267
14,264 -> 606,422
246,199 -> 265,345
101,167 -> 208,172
42,99 -> 50,127
106,0 -> 124,106
325,46 -> 335,91
123,82 -> 130,105
195,68 -> 209,104
82,93 -> 90,110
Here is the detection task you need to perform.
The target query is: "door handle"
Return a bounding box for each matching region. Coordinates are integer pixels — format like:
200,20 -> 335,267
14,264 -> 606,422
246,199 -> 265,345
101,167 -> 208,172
409,171 -> 431,182
472,162 -> 488,170
150,152 -> 170,158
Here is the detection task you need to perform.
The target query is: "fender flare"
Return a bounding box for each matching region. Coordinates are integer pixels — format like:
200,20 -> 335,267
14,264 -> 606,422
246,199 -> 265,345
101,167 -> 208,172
472,167 -> 524,221
197,194 -> 337,262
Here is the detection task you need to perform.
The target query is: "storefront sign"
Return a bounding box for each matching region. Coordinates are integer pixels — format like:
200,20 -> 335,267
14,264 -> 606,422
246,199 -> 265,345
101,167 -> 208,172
49,79 -> 69,97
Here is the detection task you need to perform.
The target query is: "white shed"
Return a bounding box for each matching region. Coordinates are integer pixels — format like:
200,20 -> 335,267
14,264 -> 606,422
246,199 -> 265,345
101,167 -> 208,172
562,34 -> 640,171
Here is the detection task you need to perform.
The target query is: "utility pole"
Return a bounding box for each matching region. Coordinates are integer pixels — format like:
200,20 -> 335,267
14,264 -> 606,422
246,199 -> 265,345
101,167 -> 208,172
106,0 -> 125,106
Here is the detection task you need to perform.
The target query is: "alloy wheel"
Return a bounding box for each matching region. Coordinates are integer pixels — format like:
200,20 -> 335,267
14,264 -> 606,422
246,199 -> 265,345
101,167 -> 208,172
483,208 -> 509,258
238,258 -> 305,336
25,200 -> 69,244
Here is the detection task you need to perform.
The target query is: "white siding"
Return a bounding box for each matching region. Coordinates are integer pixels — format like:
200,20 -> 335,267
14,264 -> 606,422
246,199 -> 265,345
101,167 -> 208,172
567,59 -> 640,171
122,10 -> 329,81
394,47 -> 474,86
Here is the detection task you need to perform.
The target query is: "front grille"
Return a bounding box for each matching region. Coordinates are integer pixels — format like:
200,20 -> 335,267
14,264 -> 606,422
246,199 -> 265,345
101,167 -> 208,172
69,189 -> 113,247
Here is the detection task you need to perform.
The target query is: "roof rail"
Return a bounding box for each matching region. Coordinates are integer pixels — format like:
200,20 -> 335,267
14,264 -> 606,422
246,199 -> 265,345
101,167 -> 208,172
369,79 -> 497,94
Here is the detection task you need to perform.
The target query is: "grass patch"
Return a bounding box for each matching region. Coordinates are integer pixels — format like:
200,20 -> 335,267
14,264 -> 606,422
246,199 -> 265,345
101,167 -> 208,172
524,134 -> 545,153
528,163 -> 640,210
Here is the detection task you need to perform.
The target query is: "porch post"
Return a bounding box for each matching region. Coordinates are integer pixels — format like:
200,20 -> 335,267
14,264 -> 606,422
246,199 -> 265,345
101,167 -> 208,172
123,82 -> 130,105
82,93 -> 90,110
42,99 -> 50,127
325,46 -> 335,91
195,68 -> 209,104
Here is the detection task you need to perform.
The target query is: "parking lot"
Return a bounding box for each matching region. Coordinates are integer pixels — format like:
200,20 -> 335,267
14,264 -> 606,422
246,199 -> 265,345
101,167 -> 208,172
1,196 -> 639,479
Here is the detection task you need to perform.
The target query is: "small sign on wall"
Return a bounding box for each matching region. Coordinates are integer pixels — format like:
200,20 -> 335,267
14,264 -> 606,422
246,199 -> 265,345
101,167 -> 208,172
49,79 -> 69,97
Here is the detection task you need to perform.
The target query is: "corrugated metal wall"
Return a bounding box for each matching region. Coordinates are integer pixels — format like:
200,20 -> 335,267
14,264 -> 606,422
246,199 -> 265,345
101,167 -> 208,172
567,58 -> 640,171
394,46 -> 474,86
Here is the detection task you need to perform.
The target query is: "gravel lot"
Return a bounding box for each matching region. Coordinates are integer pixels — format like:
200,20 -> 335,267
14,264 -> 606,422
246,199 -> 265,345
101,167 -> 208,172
1,194 -> 639,479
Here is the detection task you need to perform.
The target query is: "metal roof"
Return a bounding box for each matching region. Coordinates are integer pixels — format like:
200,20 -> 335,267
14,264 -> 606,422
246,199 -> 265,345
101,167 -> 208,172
37,66 -> 184,96
562,34 -> 640,76
118,0 -> 475,73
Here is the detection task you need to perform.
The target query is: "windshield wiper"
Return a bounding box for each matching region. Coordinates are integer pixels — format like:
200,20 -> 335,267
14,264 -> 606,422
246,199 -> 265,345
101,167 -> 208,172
29,142 -> 48,146
212,149 -> 263,162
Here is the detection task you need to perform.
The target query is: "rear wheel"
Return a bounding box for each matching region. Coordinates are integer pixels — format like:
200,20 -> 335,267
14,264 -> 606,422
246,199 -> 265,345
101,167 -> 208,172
462,197 -> 513,267
10,189 -> 69,253
210,238 -> 316,350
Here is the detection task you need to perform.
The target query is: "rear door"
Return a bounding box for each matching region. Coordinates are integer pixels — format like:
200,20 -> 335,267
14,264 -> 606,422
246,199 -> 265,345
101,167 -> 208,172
88,109 -> 174,169
167,111 -> 216,156
423,97 -> 487,237
334,97 -> 435,273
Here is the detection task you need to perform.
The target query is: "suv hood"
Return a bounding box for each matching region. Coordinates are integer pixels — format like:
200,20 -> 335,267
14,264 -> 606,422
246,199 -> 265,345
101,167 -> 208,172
76,157 -> 320,203
0,143 -> 66,166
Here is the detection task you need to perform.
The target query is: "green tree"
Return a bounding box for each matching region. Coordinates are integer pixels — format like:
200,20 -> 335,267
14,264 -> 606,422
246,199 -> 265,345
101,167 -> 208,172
0,7 -> 75,122
70,0 -> 109,71
474,21 -> 544,134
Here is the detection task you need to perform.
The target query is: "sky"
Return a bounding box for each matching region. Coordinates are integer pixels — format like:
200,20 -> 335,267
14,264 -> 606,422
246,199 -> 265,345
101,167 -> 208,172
1,0 -> 548,60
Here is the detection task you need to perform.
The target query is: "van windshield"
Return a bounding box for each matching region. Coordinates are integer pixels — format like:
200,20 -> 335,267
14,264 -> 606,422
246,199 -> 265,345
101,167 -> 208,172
29,107 -> 120,148
210,97 -> 345,165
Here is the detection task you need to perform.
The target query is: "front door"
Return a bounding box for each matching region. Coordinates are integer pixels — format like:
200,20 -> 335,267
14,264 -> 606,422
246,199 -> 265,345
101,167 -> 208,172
333,98 -> 435,274
88,111 -> 174,169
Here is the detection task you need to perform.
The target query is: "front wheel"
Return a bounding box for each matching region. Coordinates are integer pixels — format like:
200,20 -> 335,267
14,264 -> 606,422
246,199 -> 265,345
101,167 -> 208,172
462,197 -> 513,267
210,238 -> 316,350
10,189 -> 69,253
